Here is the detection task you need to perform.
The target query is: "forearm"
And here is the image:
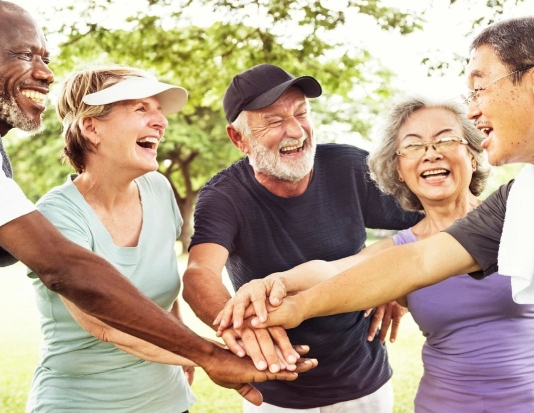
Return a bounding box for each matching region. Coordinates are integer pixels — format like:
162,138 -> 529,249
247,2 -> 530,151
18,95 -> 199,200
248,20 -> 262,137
272,239 -> 395,294
297,234 -> 477,319
182,267 -> 232,328
0,212 -> 221,365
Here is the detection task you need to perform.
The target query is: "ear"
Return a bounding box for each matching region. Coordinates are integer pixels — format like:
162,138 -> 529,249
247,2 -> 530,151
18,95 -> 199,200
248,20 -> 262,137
226,124 -> 249,154
396,164 -> 405,183
81,117 -> 99,143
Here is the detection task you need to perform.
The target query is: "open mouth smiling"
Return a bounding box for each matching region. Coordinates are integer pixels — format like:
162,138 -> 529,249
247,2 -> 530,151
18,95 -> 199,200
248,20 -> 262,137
136,136 -> 159,150
21,89 -> 46,104
280,142 -> 304,155
421,168 -> 450,181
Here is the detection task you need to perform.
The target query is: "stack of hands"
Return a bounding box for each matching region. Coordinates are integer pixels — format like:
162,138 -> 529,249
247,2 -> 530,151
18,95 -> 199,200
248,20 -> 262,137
213,276 -> 407,374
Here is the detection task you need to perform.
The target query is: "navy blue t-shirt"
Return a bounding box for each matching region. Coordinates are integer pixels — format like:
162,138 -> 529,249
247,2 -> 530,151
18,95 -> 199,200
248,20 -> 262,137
190,143 -> 421,408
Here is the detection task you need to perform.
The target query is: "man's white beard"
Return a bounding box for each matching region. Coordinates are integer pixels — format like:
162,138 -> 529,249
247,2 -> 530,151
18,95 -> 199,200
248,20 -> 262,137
0,93 -> 42,133
248,132 -> 315,183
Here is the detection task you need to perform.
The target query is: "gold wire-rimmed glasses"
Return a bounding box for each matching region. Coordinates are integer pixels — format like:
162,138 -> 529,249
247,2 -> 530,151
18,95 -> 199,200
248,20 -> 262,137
396,136 -> 468,159
461,65 -> 534,105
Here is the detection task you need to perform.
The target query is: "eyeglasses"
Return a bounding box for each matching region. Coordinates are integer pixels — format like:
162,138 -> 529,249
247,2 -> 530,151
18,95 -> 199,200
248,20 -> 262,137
461,64 -> 534,105
396,136 -> 468,159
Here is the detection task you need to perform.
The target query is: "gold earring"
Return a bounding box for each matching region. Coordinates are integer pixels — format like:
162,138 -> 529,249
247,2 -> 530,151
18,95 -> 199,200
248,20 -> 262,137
472,162 -> 476,171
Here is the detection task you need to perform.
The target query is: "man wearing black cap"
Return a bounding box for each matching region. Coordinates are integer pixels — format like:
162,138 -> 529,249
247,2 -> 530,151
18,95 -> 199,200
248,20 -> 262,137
183,63 -> 420,411
0,3 -> 315,404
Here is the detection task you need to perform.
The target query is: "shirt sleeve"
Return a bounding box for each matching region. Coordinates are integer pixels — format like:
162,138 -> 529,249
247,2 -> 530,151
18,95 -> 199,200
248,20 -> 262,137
0,170 -> 36,227
444,181 -> 511,279
189,186 -> 239,253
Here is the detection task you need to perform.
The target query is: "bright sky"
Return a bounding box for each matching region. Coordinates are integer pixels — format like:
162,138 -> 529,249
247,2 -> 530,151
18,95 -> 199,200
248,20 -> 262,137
18,0 -> 534,100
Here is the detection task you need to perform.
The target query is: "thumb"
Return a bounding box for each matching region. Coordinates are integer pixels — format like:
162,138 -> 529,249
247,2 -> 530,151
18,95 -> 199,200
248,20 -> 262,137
235,383 -> 263,406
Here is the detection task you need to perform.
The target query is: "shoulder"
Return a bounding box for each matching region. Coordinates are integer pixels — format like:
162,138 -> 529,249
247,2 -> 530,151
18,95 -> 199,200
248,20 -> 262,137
201,159 -> 249,194
316,143 -> 370,170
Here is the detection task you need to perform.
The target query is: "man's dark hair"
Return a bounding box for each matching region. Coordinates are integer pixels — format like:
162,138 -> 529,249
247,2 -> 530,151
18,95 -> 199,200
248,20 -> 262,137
470,17 -> 534,83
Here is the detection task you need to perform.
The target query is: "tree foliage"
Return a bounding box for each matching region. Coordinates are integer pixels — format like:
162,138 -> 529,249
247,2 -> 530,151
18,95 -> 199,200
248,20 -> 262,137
8,0 -> 517,249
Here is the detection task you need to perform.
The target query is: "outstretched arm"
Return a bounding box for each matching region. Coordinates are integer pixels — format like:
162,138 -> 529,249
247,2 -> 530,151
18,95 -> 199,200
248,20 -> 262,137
0,211 -> 317,405
252,232 -> 480,329
215,238 -> 395,331
60,296 -> 198,366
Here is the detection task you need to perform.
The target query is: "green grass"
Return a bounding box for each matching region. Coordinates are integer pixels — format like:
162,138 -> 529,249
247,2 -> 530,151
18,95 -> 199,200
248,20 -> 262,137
0,261 -> 424,412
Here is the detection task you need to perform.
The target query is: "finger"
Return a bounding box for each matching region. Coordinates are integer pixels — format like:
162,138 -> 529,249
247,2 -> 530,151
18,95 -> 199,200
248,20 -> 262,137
273,346 -> 292,371
378,308 -> 393,344
364,308 -> 373,317
389,318 -> 401,343
293,357 -> 318,373
215,300 -> 236,330
269,326 -> 299,364
294,344 -> 310,356
250,296 -> 269,324
252,327 -> 283,373
367,306 -> 385,341
221,330 -> 246,358
240,328 -> 269,371
268,280 -> 286,307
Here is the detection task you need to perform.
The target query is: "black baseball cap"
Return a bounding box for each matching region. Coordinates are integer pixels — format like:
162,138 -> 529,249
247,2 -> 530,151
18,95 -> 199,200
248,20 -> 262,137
223,64 -> 322,123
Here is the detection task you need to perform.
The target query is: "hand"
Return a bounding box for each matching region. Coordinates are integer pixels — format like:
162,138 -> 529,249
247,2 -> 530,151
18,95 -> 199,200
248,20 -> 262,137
220,318 -> 300,373
250,295 -> 305,330
214,277 -> 287,331
365,301 -> 408,343
203,345 -> 318,406
182,365 -> 195,385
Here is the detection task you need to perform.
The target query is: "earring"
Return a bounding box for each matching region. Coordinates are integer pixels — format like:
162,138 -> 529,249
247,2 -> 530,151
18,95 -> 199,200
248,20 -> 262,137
472,162 -> 476,171
93,140 -> 100,147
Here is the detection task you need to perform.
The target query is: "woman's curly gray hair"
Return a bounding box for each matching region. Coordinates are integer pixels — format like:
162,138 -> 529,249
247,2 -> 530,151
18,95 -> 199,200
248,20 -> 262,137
368,96 -> 490,212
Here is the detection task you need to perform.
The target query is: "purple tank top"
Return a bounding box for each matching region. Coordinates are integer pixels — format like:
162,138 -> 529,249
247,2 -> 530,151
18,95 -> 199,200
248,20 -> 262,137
393,228 -> 534,413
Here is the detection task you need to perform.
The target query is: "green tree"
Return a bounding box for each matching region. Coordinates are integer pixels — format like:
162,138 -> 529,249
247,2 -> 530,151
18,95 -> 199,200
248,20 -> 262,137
9,0 -> 425,250
15,0 -> 525,250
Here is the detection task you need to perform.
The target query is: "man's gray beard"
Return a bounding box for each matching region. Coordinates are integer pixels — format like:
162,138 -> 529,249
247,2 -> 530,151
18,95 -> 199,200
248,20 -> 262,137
0,93 -> 42,133
248,133 -> 316,183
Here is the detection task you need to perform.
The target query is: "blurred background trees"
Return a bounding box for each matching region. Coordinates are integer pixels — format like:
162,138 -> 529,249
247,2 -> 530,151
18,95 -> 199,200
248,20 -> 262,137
6,0 -> 525,250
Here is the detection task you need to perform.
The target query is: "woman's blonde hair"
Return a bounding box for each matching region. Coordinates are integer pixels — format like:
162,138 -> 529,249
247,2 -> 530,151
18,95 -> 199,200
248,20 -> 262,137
56,64 -> 154,173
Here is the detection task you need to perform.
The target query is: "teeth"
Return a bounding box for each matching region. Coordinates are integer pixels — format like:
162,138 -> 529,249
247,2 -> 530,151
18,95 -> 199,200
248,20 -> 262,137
280,143 -> 303,152
137,137 -> 159,144
422,169 -> 447,176
21,89 -> 46,103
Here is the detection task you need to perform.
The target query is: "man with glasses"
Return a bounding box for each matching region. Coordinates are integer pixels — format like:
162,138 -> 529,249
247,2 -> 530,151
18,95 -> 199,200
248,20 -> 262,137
249,16 -> 534,355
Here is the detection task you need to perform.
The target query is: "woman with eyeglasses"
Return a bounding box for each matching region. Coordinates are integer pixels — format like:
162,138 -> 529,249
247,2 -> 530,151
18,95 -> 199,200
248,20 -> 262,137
215,96 -> 534,412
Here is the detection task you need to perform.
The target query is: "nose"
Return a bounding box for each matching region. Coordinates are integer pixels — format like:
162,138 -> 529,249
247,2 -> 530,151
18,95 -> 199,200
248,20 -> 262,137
150,110 -> 168,131
32,58 -> 54,85
422,144 -> 443,162
285,116 -> 305,138
465,99 -> 481,121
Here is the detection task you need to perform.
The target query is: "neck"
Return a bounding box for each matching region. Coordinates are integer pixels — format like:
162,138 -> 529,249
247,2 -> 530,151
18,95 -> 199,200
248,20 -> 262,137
73,169 -> 140,211
254,169 -> 313,198
413,192 -> 482,239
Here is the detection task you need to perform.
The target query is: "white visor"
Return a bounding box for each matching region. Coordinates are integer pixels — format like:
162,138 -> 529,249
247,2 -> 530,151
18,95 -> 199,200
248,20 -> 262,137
82,77 -> 188,116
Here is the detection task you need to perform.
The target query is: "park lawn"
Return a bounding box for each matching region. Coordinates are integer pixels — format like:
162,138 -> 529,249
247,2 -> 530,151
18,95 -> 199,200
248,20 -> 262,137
0,261 -> 423,413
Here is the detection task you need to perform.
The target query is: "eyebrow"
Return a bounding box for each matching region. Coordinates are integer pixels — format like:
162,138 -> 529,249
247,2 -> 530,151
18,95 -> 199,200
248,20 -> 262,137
262,101 -> 308,121
401,128 -> 455,141
467,69 -> 485,82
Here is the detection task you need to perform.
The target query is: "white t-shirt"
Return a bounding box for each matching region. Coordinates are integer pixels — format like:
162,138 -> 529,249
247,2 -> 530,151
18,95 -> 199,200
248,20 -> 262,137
0,156 -> 35,227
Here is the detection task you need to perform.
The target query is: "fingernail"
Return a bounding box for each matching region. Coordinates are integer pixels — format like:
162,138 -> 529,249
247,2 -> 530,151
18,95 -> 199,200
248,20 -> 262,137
270,364 -> 280,373
257,361 -> 267,370
272,298 -> 280,305
287,354 -> 296,364
367,335 -> 373,341
237,350 -> 245,357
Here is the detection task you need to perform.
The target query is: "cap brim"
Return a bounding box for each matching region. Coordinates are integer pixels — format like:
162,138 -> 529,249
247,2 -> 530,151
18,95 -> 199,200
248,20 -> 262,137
82,77 -> 188,116
243,76 -> 322,112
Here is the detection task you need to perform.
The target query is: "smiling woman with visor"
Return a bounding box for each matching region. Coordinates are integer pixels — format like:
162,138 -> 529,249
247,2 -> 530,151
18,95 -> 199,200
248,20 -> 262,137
25,64 -> 198,413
